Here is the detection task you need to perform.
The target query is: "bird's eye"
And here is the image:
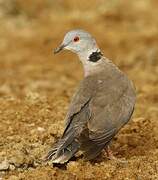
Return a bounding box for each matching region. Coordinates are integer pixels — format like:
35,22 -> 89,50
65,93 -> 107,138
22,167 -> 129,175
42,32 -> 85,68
73,36 -> 80,42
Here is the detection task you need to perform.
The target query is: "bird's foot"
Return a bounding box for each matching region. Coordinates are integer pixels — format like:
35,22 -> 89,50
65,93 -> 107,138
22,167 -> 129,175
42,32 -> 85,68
104,146 -> 128,164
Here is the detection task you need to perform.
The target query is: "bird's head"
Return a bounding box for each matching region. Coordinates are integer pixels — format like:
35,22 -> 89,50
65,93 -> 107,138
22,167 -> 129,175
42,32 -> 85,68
54,29 -> 100,60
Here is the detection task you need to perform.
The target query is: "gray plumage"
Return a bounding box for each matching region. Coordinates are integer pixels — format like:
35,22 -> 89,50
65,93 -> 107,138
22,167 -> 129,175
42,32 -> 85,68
46,29 -> 136,163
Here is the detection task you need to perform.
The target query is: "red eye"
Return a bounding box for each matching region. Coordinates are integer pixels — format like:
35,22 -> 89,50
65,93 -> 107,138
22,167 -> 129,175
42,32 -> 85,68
73,36 -> 80,42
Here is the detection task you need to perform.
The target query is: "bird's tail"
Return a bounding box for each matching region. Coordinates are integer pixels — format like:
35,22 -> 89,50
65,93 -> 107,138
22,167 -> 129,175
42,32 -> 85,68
46,136 -> 79,164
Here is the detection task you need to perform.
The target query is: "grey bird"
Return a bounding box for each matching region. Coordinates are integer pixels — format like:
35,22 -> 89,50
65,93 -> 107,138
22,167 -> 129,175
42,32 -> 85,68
46,29 -> 136,164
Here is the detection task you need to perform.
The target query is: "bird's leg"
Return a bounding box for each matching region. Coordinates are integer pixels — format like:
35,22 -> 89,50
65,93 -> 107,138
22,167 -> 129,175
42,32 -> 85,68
104,146 -> 128,163
104,145 -> 116,160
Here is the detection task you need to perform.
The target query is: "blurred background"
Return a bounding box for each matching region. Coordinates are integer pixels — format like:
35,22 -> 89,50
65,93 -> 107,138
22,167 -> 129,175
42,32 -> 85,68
0,0 -> 158,179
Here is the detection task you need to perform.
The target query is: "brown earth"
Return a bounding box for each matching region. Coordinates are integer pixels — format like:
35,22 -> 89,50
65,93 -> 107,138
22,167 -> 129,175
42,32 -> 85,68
0,0 -> 158,179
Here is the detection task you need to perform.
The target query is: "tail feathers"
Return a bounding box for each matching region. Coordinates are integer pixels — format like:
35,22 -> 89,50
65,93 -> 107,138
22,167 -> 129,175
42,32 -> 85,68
46,139 -> 79,164
82,143 -> 105,160
80,131 -> 112,161
79,138 -> 103,160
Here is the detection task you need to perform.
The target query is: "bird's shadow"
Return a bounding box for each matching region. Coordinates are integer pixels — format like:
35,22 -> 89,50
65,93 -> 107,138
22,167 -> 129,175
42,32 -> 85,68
53,163 -> 67,170
52,153 -> 110,170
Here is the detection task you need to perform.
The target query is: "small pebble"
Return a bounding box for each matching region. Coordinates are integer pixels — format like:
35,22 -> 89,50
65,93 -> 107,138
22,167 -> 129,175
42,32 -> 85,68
0,160 -> 9,171
9,164 -> 15,171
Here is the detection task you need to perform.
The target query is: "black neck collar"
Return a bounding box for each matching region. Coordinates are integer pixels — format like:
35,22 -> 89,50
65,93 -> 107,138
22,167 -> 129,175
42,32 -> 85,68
88,50 -> 103,62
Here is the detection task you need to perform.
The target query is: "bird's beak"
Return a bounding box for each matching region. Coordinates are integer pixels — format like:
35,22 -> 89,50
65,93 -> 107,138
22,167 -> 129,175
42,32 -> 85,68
54,44 -> 66,54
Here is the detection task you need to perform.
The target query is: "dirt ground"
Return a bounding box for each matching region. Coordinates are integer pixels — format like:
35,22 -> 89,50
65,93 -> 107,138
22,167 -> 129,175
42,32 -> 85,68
0,0 -> 158,179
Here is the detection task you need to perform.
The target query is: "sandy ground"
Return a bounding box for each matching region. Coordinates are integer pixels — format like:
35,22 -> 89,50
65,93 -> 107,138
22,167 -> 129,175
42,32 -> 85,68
0,0 -> 158,179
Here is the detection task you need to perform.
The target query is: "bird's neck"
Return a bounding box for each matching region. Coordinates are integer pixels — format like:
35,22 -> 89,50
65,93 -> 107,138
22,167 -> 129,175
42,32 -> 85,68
78,48 -> 105,77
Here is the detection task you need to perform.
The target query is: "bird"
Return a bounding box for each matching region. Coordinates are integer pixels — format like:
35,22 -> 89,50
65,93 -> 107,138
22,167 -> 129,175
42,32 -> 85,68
46,29 -> 136,164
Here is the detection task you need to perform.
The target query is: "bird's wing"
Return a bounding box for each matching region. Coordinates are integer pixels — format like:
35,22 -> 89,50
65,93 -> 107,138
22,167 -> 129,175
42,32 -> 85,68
80,70 -> 136,159
62,76 -> 95,136
84,72 -> 135,159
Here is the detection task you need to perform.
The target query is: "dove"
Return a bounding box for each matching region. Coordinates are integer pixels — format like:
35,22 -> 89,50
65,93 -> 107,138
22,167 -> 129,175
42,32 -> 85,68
46,29 -> 136,164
